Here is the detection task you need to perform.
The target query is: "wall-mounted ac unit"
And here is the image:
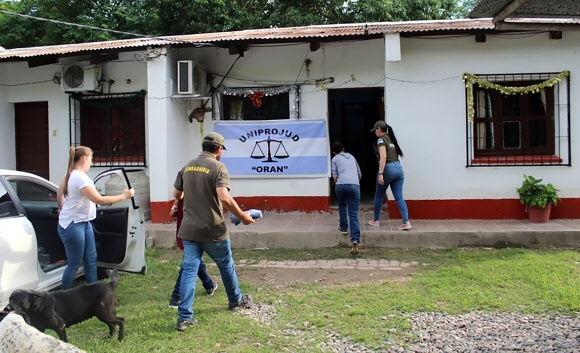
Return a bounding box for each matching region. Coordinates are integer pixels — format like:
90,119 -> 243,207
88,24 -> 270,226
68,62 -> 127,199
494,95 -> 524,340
177,60 -> 206,96
61,63 -> 101,92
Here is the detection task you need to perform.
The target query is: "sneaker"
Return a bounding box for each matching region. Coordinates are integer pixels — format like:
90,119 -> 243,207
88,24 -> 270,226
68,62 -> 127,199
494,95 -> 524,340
398,222 -> 412,230
168,298 -> 180,309
337,226 -> 348,235
368,220 -> 379,227
175,319 -> 198,332
206,282 -> 218,296
228,294 -> 253,310
350,242 -> 359,255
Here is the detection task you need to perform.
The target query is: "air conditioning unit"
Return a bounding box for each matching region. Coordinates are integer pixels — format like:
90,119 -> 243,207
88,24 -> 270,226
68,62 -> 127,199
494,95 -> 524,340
61,63 -> 101,92
177,60 -> 207,96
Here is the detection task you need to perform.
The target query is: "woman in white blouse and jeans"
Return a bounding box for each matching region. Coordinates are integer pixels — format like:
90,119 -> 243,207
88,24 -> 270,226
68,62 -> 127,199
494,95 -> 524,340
57,146 -> 134,289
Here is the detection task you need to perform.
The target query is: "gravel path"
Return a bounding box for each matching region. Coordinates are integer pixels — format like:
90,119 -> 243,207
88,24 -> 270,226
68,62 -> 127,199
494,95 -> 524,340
237,304 -> 580,352
388,312 -> 580,353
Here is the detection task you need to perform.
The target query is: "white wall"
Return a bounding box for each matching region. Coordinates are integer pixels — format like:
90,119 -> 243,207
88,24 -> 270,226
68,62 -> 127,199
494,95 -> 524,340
2,31 -> 578,205
0,82 -> 15,168
0,62 -> 68,180
386,31 -> 580,200
0,52 -> 148,184
172,39 -> 386,198
146,48 -> 209,201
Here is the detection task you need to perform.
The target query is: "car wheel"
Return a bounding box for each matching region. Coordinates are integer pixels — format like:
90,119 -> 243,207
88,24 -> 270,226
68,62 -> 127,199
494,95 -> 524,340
97,267 -> 111,280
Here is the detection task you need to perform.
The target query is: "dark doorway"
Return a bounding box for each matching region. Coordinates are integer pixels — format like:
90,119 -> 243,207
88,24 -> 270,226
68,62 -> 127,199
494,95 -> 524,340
15,102 -> 49,179
328,88 -> 384,205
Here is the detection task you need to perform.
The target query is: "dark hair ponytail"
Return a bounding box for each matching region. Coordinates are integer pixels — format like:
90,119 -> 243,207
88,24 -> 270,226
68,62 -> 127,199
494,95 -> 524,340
386,124 -> 404,157
62,146 -> 93,197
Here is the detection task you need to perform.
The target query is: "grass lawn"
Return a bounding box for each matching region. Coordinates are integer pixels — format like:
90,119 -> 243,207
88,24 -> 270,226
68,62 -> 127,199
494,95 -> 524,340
61,247 -> 580,352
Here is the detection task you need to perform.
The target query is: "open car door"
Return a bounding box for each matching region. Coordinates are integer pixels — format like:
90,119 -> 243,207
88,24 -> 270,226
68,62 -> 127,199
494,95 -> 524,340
0,178 -> 40,306
93,168 -> 146,275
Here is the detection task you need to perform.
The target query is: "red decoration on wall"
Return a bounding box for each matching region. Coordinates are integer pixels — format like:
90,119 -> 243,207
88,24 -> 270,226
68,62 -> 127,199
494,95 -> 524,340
248,91 -> 264,108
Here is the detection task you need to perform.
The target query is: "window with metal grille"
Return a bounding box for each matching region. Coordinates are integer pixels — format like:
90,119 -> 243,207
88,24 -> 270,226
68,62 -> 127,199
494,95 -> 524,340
465,72 -> 570,167
222,92 -> 289,121
69,91 -> 147,167
219,85 -> 300,120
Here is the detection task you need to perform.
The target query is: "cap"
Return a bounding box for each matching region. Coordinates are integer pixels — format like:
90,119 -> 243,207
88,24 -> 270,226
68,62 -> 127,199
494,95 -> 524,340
203,132 -> 227,150
370,120 -> 387,132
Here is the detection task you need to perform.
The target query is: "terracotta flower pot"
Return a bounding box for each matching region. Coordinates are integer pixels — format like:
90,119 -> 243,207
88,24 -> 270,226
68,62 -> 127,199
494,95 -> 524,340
527,203 -> 552,223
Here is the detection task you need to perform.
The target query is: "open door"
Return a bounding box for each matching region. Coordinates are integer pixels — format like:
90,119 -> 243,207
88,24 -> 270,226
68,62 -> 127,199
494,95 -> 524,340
328,88 -> 384,205
93,168 -> 146,275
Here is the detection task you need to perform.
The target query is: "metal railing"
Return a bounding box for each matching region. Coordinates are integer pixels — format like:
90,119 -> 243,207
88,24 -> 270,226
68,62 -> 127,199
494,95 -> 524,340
465,72 -> 570,167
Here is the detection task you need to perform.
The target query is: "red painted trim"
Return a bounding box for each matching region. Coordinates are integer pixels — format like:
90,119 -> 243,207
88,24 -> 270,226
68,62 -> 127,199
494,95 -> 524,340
150,201 -> 176,224
234,196 -> 330,213
386,199 -> 526,219
149,197 -> 580,223
388,198 -> 580,219
150,196 -> 330,223
93,156 -> 145,163
471,155 -> 562,164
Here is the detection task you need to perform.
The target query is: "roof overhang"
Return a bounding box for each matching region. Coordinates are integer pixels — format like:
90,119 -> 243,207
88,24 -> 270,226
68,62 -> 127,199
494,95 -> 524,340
1,14 -> 579,65
470,0 -> 580,20
496,17 -> 580,31
0,19 -> 494,64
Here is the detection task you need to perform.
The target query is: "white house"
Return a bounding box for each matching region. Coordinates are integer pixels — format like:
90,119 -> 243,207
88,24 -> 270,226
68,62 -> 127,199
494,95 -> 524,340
1,0 -> 579,223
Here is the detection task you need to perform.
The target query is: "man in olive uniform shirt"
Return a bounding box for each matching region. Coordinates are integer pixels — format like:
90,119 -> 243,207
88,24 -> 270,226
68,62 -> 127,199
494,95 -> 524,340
173,132 -> 254,331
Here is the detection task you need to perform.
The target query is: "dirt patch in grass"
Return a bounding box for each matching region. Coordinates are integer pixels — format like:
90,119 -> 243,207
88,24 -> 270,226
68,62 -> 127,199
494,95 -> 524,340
154,248 -> 418,289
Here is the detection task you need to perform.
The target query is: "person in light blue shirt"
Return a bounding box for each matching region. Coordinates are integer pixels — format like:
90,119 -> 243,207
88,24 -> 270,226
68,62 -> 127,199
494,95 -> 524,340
331,141 -> 362,255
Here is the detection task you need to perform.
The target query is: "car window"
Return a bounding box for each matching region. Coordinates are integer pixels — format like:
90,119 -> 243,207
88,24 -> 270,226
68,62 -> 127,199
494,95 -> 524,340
0,183 -> 19,218
9,180 -> 57,202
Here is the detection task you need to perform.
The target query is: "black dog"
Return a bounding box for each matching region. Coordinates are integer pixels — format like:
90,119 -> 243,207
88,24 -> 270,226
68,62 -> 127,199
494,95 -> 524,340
3,268 -> 124,342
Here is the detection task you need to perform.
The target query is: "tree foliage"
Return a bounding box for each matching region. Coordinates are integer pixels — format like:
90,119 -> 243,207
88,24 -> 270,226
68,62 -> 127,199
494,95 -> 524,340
0,0 -> 477,49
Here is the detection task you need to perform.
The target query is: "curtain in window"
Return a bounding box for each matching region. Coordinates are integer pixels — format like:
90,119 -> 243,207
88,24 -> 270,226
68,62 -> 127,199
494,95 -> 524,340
476,92 -> 494,150
230,100 -> 243,120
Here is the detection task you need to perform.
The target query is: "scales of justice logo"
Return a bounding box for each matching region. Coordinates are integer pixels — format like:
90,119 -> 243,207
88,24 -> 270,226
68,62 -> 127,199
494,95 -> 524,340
250,136 -> 289,162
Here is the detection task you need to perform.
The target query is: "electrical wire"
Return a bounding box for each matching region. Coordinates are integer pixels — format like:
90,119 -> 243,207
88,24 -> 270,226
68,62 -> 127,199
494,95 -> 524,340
187,53 -> 244,108
295,47 -> 310,82
0,9 -> 150,38
0,10 -> 510,89
212,73 -> 308,85
0,9 -> 213,48
0,79 -> 52,87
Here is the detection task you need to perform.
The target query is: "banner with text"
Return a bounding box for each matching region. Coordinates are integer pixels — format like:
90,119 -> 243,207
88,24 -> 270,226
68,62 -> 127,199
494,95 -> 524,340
214,120 -> 329,178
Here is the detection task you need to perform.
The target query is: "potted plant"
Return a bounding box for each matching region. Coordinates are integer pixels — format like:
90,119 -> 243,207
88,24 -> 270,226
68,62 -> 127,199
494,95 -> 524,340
516,174 -> 560,223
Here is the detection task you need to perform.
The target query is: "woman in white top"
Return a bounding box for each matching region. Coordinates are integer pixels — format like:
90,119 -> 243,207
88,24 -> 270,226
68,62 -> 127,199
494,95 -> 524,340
57,146 -> 135,289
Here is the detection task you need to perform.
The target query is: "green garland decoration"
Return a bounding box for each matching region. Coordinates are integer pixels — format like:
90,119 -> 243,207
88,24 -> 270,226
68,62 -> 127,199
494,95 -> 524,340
462,71 -> 569,122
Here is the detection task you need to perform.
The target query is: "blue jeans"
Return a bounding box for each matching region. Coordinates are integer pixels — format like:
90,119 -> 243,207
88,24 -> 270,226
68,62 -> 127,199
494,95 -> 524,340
57,221 -> 97,289
335,184 -> 361,244
171,259 -> 214,301
178,238 -> 242,321
373,161 -> 409,223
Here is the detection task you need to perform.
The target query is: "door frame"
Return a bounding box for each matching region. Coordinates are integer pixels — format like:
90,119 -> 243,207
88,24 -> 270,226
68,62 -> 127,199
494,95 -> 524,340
328,87 -> 385,205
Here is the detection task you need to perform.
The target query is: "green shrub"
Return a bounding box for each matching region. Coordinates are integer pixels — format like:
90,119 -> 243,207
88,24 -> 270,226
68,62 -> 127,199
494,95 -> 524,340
516,174 -> 560,209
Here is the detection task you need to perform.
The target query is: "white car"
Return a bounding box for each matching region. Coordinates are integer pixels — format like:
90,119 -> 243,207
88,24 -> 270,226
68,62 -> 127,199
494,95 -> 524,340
0,168 -> 147,308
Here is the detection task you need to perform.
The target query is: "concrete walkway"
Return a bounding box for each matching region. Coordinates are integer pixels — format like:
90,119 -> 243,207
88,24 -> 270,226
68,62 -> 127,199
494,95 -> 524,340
146,211 -> 580,250
235,258 -> 419,270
